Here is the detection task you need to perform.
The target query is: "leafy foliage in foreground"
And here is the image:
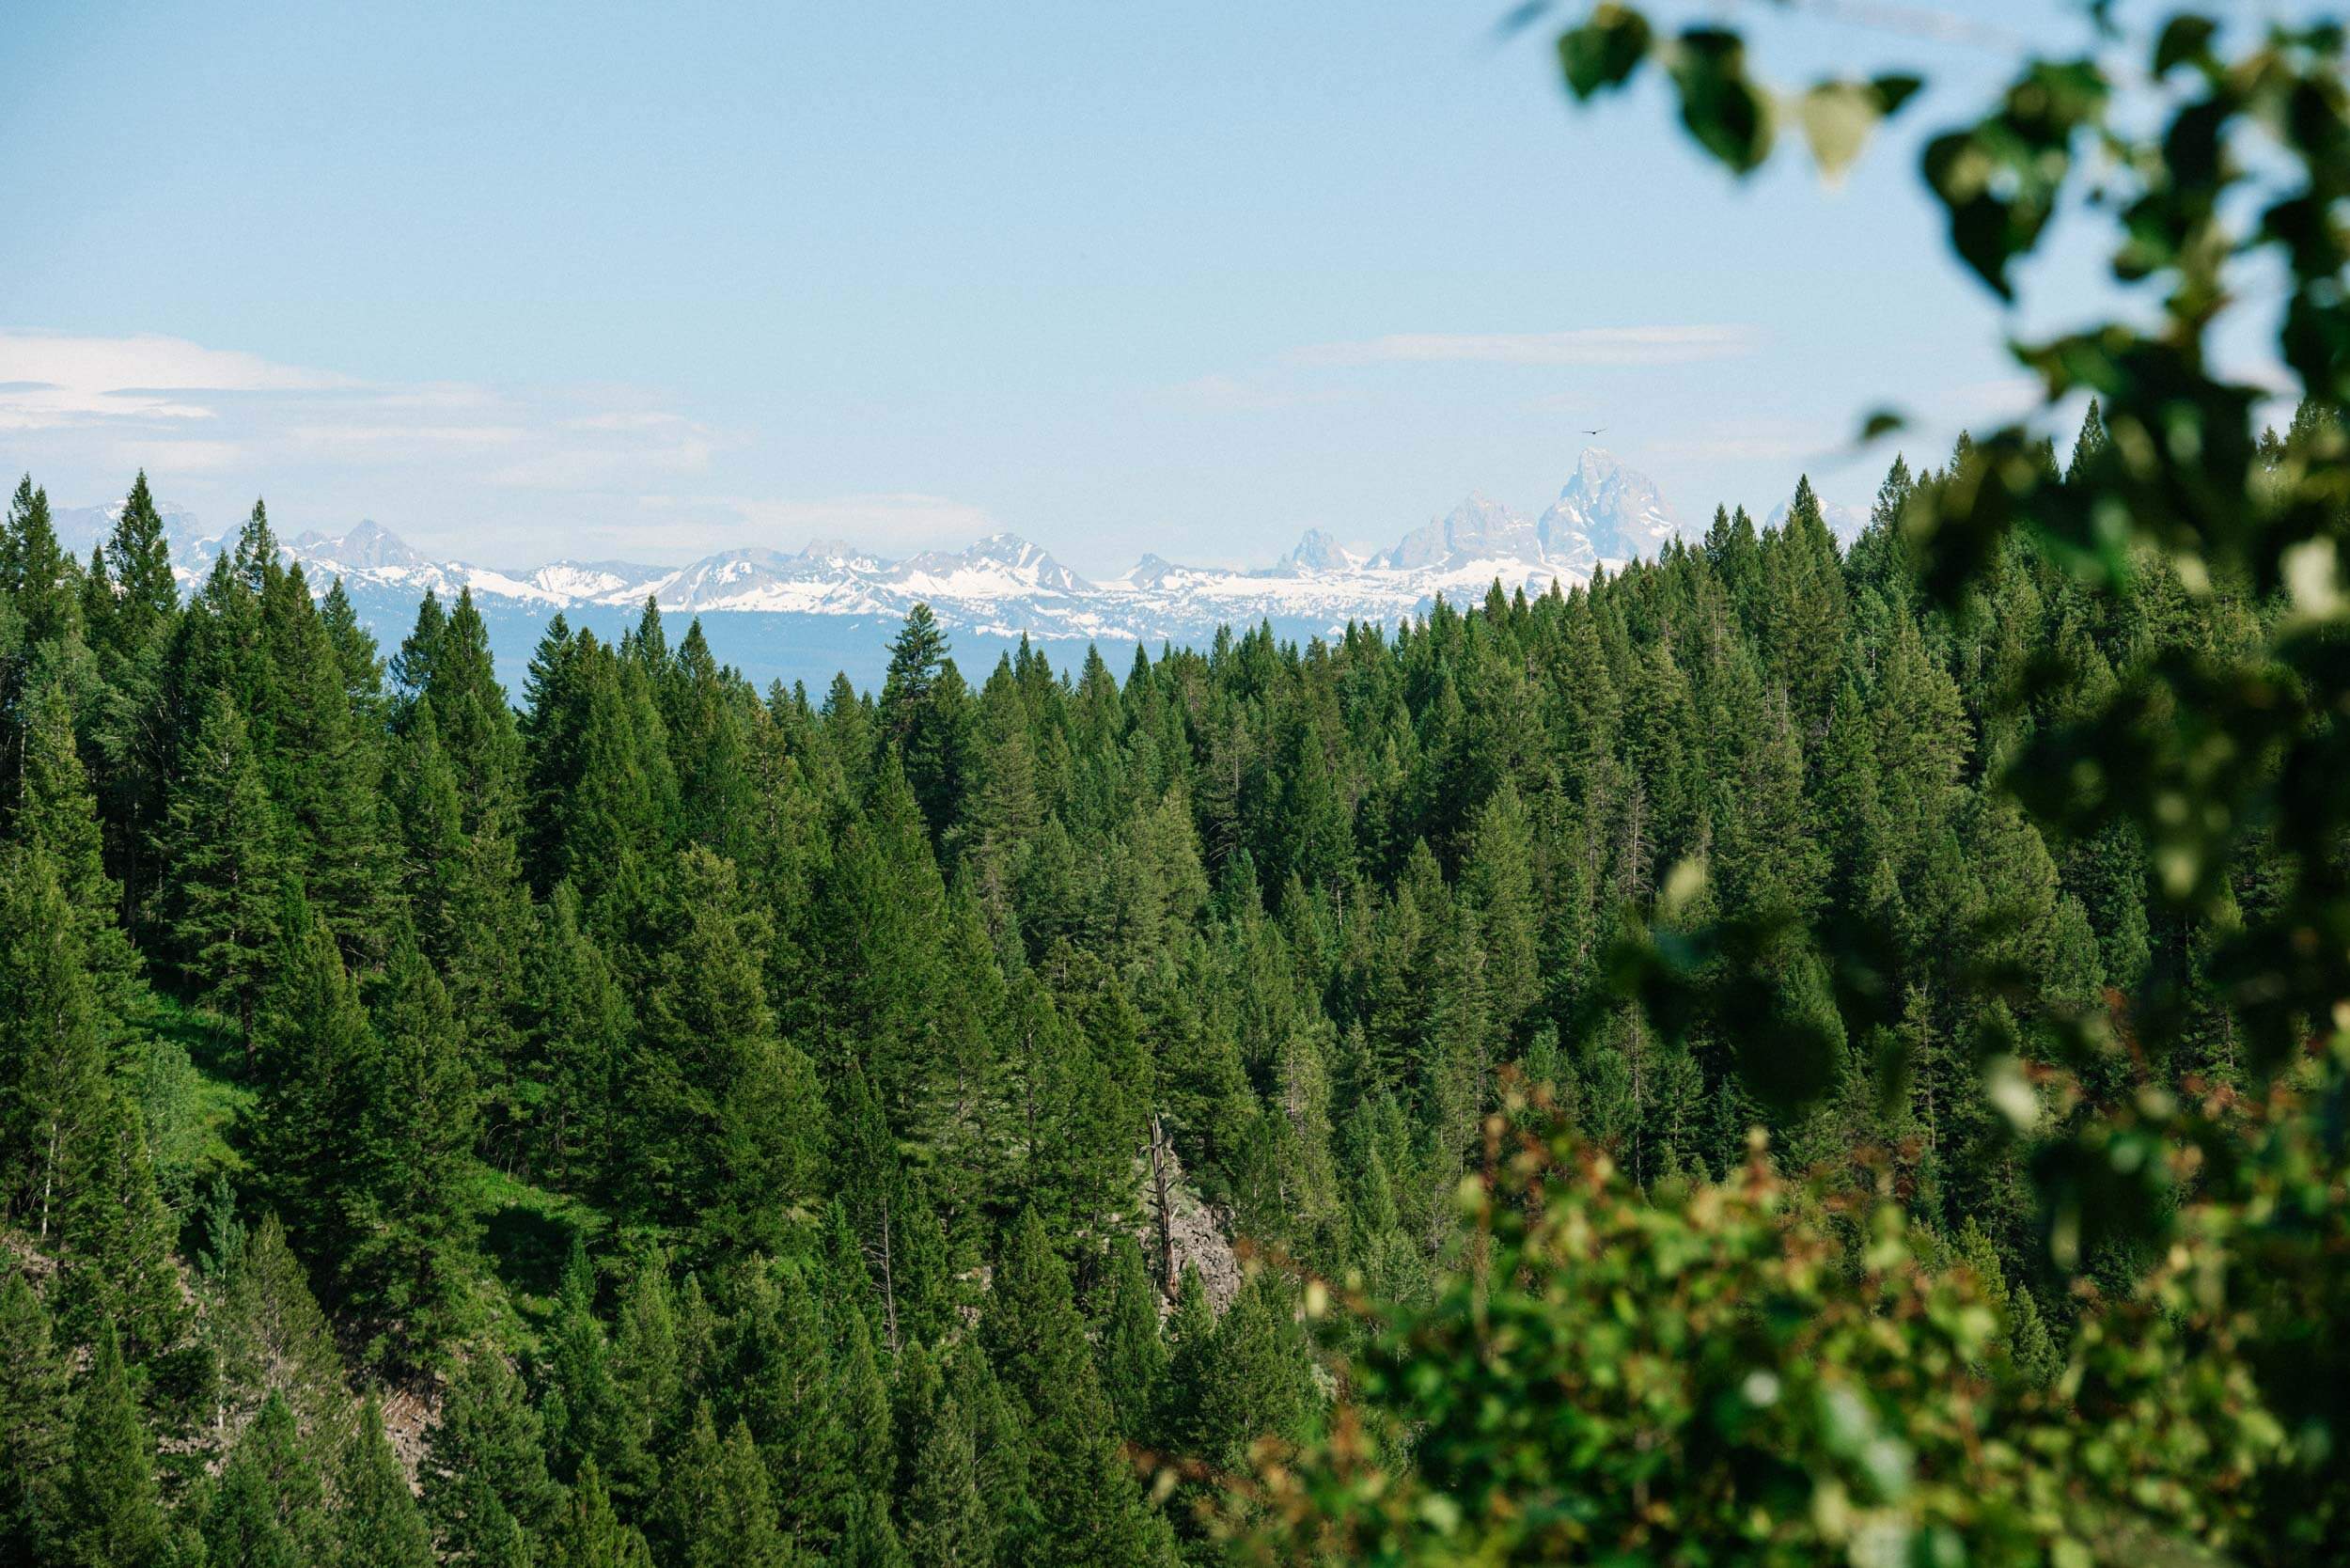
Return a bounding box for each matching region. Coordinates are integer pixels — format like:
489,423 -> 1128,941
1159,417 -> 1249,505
1236,1106 -> 2294,1565
1230,5 -> 2350,1565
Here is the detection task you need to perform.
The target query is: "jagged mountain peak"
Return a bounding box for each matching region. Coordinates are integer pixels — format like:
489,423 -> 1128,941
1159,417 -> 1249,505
1375,491 -> 1540,572
892,532 -> 1089,596
1764,495 -> 1872,543
1276,527 -> 1360,574
81,449 -> 1695,650
292,517 -> 431,572
1540,444 -> 1680,565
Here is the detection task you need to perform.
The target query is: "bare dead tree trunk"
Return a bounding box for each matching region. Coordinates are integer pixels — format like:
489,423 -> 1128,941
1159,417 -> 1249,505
878,1207 -> 901,1355
1148,1115 -> 1176,1298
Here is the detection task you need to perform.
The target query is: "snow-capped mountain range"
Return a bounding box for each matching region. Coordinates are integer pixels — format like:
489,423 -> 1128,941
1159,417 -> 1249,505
52,449 -> 1712,685
57,448 -> 1684,645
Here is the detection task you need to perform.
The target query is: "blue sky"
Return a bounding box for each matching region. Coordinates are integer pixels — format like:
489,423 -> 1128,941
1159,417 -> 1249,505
1,1 -> 2151,575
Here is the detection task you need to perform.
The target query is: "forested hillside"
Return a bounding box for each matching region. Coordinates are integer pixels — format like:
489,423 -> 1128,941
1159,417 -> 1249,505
0,390 -> 2320,1567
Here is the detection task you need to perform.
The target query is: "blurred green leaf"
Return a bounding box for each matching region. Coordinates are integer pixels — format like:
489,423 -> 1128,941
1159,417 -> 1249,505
1557,3 -> 1652,100
1668,28 -> 1774,175
1794,82 -> 1881,182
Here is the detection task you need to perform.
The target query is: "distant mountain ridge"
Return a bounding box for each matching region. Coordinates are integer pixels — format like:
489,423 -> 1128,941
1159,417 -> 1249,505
91,447 -> 1679,646
60,449 -> 1705,680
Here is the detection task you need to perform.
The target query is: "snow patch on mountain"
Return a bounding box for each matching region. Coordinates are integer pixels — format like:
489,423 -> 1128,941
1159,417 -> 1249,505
1539,447 -> 1680,568
1765,496 -> 1872,543
91,447 -> 1694,645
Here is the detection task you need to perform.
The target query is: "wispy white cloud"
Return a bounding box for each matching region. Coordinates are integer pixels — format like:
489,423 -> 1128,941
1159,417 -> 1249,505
488,419 -> 718,492
1290,324 -> 1762,369
3,327 -> 720,501
0,329 -> 354,430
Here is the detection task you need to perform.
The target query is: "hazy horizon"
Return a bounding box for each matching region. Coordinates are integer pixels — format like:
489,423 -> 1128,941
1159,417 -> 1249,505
3,1 -> 2225,582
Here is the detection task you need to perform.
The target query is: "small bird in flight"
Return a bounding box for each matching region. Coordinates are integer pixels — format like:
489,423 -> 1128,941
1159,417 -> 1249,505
1583,427 -> 1606,435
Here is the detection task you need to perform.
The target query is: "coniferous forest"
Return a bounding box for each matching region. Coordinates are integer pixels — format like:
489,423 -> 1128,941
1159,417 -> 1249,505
0,405 -> 2328,1568
8,9 -> 2350,1568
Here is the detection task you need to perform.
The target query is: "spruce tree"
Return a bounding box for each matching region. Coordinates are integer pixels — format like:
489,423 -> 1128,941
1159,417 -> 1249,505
3,475 -> 73,651
941,1339 -> 1040,1567
543,1236 -> 641,1491
101,472 -> 177,658
607,1256 -> 687,1497
621,847 -> 820,1258
334,1392 -> 435,1568
981,1210 -> 1173,1567
665,619 -> 761,863
901,1389 -> 990,1568
208,1215 -> 348,1462
391,698 -> 530,1109
318,577 -> 386,722
423,1352 -> 563,1564
0,1268 -> 70,1563
550,1457 -> 652,1568
16,680 -> 144,1046
880,603 -> 968,842
343,933 -> 479,1366
663,1404 -> 791,1568
390,589 -> 447,712
1462,781 -> 1541,1044
1155,1263 -> 1215,1457
838,1487 -> 909,1568
556,637 -> 669,905
259,563 -> 395,962
832,1061 -> 947,1352
162,686 -> 284,1041
53,1076 -> 183,1363
728,1262 -> 851,1547
86,473 -> 182,939
249,888 -> 371,1266
520,613 -> 586,887
1185,1273 -> 1312,1471
1093,1234 -> 1167,1442
815,752 -> 953,1116
0,849 -> 180,1356
203,1391 -> 334,1568
836,1295 -> 895,1501
0,846 -> 109,1242
60,1321 -> 167,1568
420,587 -> 525,834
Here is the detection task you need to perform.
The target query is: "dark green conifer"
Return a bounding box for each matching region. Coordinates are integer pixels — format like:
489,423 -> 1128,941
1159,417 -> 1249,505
0,1269 -> 70,1562
423,1352 -> 563,1564
161,687 -> 284,1040
663,1404 -> 791,1568
550,1457 -> 651,1568
203,1391 -> 333,1568
623,848 -> 821,1257
335,1392 -> 436,1568
1093,1234 -> 1167,1442
343,933 -> 479,1365
60,1322 -> 167,1568
982,1211 -> 1173,1567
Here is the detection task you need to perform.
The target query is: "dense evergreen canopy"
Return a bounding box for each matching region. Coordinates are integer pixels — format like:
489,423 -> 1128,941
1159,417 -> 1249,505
3,9 -> 2348,1565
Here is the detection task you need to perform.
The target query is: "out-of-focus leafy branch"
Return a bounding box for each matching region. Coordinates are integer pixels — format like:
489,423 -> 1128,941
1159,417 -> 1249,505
1553,0 -> 2350,1245
1234,7 -> 2350,1562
